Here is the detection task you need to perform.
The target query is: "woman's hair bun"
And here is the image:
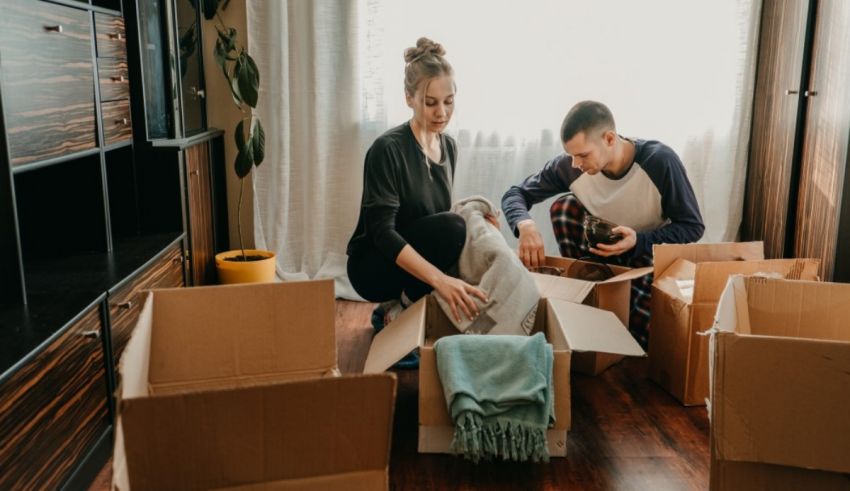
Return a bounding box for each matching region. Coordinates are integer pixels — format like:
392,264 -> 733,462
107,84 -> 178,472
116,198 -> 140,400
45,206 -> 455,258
404,37 -> 446,63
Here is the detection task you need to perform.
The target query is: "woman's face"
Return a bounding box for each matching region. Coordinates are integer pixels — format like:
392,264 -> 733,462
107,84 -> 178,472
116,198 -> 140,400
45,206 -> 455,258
406,74 -> 455,134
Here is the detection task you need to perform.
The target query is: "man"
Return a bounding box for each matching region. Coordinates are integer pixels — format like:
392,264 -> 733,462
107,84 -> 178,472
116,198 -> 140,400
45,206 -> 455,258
501,101 -> 704,347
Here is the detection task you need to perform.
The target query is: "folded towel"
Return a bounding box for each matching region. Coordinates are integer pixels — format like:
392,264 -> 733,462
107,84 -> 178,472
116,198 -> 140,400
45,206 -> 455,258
434,332 -> 555,462
434,195 -> 539,335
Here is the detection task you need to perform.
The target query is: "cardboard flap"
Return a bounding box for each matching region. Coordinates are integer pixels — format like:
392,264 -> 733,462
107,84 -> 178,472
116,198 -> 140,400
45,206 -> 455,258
147,281 -> 337,388
742,276 -> 850,342
653,242 -> 764,279
712,333 -> 850,474
531,272 -> 594,303
363,298 -> 426,373
599,266 -> 654,284
547,298 -> 645,357
653,258 -> 697,303
692,258 -> 820,304
120,374 -> 397,490
121,292 -> 154,399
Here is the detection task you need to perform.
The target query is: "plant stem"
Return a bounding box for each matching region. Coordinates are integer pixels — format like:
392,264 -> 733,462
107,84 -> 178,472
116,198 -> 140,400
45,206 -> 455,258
238,176 -> 246,260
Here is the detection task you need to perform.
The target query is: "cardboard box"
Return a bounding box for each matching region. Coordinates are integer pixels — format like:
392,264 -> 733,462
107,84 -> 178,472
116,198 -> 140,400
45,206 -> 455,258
535,256 -> 653,375
649,241 -> 820,405
709,275 -> 850,490
112,281 -> 397,490
363,278 -> 645,457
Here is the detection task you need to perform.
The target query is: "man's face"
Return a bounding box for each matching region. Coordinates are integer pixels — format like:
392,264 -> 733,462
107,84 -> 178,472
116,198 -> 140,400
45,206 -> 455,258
564,130 -> 614,175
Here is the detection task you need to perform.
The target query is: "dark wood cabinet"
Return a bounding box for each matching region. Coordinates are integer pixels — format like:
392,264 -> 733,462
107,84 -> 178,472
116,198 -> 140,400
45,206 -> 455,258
742,0 -> 850,281
0,302 -> 110,489
185,140 -> 217,285
792,0 -> 850,281
0,0 -> 97,167
108,242 -> 184,371
0,0 -> 223,486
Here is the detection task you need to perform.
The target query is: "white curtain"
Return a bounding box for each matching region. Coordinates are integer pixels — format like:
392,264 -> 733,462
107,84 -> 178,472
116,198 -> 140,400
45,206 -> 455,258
248,0 -> 761,298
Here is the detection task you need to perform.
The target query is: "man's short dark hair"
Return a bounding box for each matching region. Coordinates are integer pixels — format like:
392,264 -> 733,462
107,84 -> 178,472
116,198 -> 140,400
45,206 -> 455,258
560,101 -> 616,143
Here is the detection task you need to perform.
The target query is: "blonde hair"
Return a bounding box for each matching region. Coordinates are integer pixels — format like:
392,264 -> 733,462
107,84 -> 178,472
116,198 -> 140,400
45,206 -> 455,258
403,37 -> 453,97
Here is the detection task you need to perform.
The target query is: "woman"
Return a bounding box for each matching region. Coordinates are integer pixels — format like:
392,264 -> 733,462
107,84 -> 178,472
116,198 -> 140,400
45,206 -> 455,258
347,37 -> 486,325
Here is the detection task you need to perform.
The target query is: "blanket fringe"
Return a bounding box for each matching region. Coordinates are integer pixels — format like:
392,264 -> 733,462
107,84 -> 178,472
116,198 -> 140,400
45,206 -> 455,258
451,411 -> 549,463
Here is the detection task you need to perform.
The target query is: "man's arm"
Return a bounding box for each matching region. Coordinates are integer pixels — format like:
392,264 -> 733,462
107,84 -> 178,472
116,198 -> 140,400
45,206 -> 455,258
501,153 -> 576,236
634,150 -> 705,257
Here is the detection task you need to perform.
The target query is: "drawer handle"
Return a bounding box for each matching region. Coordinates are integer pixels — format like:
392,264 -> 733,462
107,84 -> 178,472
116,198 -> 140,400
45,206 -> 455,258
79,329 -> 101,340
172,256 -> 183,264
44,25 -> 63,33
111,75 -> 127,83
117,301 -> 134,310
189,169 -> 200,176
115,118 -> 129,126
108,32 -> 125,41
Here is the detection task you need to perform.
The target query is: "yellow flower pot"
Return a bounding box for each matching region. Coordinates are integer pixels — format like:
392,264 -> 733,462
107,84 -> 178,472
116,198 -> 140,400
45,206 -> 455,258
215,249 -> 277,284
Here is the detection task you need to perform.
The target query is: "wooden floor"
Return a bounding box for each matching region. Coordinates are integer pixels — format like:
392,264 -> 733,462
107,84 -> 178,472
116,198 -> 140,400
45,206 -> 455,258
89,300 -> 710,490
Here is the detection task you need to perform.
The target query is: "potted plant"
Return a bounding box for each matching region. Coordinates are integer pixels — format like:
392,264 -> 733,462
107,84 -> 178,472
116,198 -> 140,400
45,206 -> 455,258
207,0 -> 276,284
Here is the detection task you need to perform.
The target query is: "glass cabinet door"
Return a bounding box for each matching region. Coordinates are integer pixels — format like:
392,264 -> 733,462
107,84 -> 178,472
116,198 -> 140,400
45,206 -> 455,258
136,0 -> 174,139
174,0 -> 206,136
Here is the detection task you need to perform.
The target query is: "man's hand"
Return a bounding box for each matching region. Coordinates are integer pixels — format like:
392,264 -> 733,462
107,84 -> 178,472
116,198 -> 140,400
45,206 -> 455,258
517,219 -> 546,268
590,225 -> 637,257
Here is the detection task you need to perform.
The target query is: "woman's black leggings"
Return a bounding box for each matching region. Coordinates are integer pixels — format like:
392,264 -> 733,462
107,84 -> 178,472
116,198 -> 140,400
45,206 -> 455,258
347,212 -> 466,303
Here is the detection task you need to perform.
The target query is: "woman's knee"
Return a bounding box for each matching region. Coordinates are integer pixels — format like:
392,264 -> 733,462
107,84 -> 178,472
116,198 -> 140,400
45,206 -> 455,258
435,211 -> 466,246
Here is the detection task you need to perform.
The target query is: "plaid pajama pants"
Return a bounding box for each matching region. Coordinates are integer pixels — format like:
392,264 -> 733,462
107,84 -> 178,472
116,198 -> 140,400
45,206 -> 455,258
549,193 -> 654,349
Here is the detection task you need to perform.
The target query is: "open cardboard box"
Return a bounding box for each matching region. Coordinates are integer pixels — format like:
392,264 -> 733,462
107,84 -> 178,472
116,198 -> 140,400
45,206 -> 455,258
709,275 -> 850,490
112,280 -> 397,491
363,278 -> 645,457
649,241 -> 820,405
533,256 -> 653,375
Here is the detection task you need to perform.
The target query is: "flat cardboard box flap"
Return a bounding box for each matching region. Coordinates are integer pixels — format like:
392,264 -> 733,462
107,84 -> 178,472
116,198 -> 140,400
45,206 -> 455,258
547,298 -> 645,357
123,281 -> 338,394
116,374 -> 397,490
692,258 -> 819,304
363,298 -> 427,373
653,241 -> 764,279
530,272 -> 594,303
712,276 -> 850,474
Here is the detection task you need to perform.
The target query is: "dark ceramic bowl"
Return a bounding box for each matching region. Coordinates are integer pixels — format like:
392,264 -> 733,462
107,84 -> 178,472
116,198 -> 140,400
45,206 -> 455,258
583,215 -> 623,247
528,265 -> 565,276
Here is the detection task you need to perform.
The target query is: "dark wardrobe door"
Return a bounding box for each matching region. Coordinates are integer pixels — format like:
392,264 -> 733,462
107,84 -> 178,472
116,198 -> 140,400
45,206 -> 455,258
794,0 -> 850,281
741,0 -> 809,258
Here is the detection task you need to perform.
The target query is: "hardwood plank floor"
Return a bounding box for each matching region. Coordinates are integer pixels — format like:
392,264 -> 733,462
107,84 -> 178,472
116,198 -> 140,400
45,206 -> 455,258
89,299 -> 709,490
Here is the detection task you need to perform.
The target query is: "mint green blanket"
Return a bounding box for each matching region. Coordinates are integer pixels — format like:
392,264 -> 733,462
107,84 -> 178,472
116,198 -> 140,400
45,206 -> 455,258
433,332 -> 555,462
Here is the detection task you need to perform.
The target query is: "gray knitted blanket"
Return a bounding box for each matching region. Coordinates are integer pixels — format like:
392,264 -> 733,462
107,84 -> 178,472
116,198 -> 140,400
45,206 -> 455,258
434,196 -> 539,335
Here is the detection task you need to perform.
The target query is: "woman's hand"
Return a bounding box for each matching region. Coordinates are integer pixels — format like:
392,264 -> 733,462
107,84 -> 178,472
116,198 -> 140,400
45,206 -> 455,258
433,274 -> 489,323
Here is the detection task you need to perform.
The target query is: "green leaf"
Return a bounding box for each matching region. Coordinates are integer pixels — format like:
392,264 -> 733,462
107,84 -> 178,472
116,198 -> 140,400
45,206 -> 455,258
234,120 -> 254,178
234,119 -> 246,150
234,146 -> 254,179
237,52 -> 259,108
251,117 -> 265,167
216,26 -> 237,55
229,56 -> 244,105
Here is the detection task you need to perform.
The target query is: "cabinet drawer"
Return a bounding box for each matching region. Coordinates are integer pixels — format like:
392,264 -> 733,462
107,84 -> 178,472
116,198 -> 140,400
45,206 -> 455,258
0,305 -> 109,489
102,99 -> 133,146
94,13 -> 127,59
0,0 -> 96,166
98,57 -> 130,102
109,244 -> 185,366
